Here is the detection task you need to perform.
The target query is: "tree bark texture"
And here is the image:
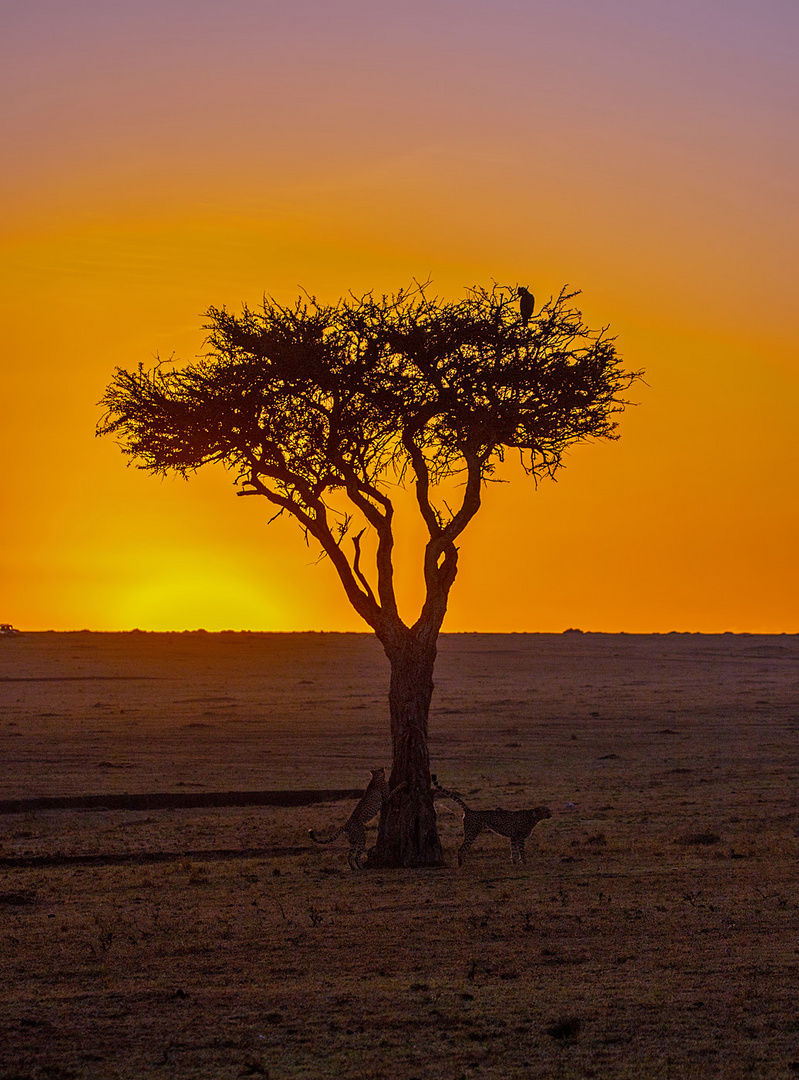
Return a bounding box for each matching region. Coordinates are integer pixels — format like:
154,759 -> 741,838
367,634 -> 444,868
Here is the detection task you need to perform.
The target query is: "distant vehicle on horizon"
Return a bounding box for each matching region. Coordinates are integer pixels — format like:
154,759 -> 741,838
0,623 -> 21,636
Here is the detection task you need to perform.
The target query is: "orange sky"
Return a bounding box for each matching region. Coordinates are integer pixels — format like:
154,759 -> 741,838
1,1 -> 797,633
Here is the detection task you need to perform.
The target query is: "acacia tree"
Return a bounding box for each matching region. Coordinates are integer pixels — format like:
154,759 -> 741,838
98,283 -> 640,867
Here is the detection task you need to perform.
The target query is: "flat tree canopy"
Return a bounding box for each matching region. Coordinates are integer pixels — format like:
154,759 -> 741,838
98,282 -> 641,866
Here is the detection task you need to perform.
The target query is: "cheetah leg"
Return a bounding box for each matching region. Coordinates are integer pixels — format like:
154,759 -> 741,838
457,825 -> 482,867
510,838 -> 526,864
347,823 -> 366,871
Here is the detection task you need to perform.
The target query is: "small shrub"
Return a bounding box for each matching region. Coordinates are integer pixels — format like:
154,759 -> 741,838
307,905 -> 325,927
675,831 -> 721,846
585,832 -> 607,846
546,1016 -> 582,1040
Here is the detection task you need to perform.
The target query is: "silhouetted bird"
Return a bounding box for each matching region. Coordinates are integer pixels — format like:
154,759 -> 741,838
518,287 -> 535,326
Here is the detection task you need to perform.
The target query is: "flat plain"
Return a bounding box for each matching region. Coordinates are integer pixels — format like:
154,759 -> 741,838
1,630 -> 798,1079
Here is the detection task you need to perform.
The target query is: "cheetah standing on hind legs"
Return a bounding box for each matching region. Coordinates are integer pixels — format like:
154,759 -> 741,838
309,767 -> 406,870
432,775 -> 551,866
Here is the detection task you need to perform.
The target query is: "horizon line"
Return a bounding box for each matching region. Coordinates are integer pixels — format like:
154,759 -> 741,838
4,628 -> 798,638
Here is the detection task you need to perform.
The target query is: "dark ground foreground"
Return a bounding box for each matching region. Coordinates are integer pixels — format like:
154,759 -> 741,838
1,631 -> 798,1079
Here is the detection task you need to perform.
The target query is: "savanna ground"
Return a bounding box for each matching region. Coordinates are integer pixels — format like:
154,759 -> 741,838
1,631 -> 798,1079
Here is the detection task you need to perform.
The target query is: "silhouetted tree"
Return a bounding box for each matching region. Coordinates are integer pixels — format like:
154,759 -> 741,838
98,283 -> 641,867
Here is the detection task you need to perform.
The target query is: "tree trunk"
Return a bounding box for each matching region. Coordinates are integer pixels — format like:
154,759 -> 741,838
366,633 -> 444,868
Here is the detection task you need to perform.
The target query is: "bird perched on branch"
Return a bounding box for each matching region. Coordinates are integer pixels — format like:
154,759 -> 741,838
518,286 -> 535,326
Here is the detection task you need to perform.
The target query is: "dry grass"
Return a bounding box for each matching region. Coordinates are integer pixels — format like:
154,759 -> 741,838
1,631 -> 798,1078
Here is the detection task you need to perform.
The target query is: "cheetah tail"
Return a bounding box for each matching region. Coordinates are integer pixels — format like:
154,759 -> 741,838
309,826 -> 344,845
431,774 -> 469,811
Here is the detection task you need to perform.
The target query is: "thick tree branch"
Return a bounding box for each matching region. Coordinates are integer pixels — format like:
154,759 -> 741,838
439,448 -> 483,547
351,529 -> 377,607
412,449 -> 483,640
403,428 -> 441,540
339,472 -> 399,621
